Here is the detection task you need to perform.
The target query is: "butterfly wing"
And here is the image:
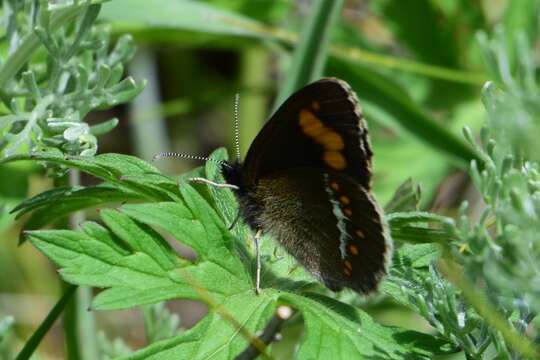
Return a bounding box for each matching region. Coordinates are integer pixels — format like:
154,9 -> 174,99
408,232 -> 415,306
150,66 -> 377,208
242,78 -> 373,190
255,168 -> 391,294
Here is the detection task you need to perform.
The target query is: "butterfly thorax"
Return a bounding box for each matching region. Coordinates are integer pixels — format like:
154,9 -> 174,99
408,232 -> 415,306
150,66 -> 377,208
221,161 -> 264,231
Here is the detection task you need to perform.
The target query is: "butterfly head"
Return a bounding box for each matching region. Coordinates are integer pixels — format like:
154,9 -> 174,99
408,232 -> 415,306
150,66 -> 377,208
220,161 -> 244,192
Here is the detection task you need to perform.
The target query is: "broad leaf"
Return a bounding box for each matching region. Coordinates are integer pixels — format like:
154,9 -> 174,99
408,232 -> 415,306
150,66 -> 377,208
13,152 -> 453,358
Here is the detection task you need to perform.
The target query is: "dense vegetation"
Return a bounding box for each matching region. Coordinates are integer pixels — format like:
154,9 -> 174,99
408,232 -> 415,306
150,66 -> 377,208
1,1 -> 539,359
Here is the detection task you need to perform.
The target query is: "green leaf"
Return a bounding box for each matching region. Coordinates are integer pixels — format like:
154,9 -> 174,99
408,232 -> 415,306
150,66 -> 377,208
100,0 -> 274,42
22,160 -> 453,358
12,185 -> 141,237
121,294 -> 276,360
503,0 -> 540,50
1,151 -> 179,201
274,0 -> 344,107
384,178 -> 421,213
281,292 -> 453,359
388,211 -> 457,245
373,0 -> 459,68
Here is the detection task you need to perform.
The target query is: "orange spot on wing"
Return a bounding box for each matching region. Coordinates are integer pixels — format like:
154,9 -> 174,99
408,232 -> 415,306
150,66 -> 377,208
317,131 -> 344,150
330,182 -> 339,191
344,267 -> 352,276
323,151 -> 346,170
349,244 -> 359,255
344,260 -> 353,271
356,229 -> 365,238
343,208 -> 352,217
339,195 -> 350,205
299,110 -> 325,138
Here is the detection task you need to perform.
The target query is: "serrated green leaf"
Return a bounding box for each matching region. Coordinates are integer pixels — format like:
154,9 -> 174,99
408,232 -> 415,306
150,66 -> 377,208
120,202 -> 207,256
2,151 -> 180,203
99,208 -> 179,271
12,185 -> 142,243
281,292 -> 453,359
121,294 -> 276,360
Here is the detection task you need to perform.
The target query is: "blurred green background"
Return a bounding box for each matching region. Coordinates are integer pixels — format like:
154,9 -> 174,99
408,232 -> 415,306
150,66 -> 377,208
1,0 -> 535,358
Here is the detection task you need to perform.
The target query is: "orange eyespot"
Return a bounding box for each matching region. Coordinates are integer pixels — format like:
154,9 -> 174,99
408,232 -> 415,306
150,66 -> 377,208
355,229 -> 365,238
330,181 -> 339,191
344,267 -> 352,276
343,208 -> 352,217
344,260 -> 353,270
349,244 -> 359,256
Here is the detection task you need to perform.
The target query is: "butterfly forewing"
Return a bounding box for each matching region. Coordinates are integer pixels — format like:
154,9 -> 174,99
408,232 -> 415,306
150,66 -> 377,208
243,78 -> 373,190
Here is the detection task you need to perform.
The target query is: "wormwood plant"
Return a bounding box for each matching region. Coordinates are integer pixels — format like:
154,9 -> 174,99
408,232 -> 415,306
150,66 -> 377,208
0,0 -> 143,162
2,2 -> 540,360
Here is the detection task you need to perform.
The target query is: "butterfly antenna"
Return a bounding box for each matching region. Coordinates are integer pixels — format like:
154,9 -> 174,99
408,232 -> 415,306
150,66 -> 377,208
233,93 -> 241,162
153,151 -> 229,167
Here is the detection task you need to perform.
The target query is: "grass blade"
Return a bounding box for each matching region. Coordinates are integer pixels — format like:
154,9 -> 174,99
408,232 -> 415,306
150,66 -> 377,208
274,0 -> 344,107
16,285 -> 77,360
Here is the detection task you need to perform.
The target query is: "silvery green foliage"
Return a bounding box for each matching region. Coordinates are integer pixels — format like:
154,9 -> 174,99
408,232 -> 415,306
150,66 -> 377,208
0,316 -> 15,360
387,28 -> 540,359
97,331 -> 132,360
143,303 -> 182,344
0,0 -> 144,163
460,28 -> 540,317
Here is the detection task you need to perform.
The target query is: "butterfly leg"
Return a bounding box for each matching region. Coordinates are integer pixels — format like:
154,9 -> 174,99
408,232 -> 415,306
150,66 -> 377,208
189,177 -> 239,190
254,229 -> 262,295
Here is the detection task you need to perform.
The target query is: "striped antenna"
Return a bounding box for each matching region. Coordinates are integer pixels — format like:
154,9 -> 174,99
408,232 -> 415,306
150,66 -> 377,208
153,151 -> 230,168
233,93 -> 241,161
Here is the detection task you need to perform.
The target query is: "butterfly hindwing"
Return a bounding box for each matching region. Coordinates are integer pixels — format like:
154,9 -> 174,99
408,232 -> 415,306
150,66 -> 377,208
242,78 -> 373,190
254,168 -> 390,294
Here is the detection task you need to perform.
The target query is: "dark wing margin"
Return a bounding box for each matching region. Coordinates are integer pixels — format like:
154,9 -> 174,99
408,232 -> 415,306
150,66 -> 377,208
242,78 -> 373,190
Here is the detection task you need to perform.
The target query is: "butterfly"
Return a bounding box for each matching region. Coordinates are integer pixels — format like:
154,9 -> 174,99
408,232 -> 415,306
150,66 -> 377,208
220,78 -> 392,294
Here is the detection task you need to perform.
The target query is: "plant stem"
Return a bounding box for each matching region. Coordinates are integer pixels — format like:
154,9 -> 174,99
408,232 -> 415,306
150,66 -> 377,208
274,0 -> 345,108
15,285 -> 77,360
68,169 -> 99,360
239,46 -> 270,157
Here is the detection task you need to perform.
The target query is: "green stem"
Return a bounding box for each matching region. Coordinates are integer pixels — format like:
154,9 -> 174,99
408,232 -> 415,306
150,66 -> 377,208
331,45 -> 486,85
239,47 -> 270,158
15,285 -> 77,360
274,0 -> 345,108
63,283 -> 81,360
